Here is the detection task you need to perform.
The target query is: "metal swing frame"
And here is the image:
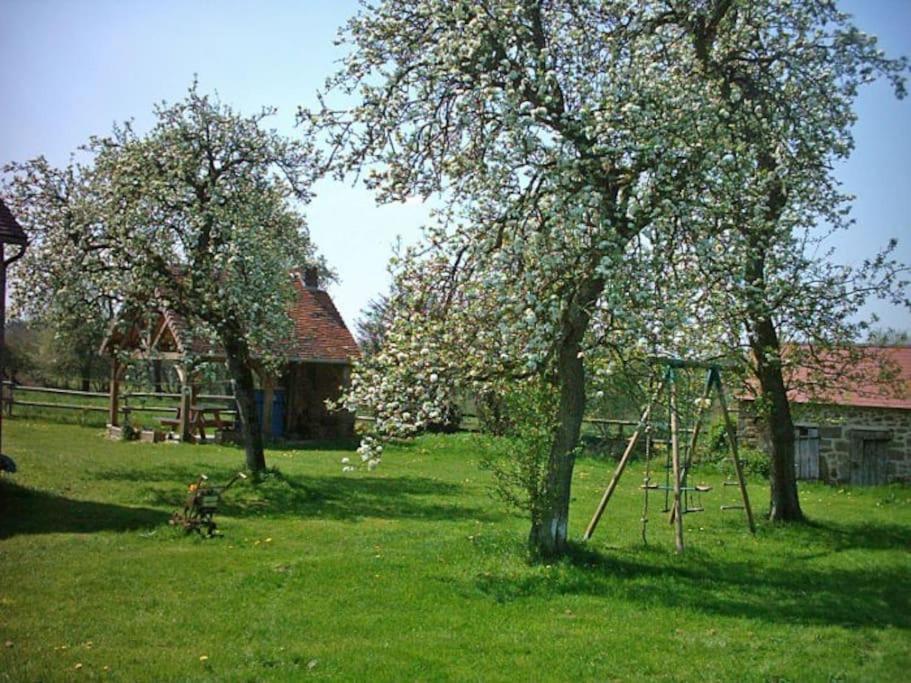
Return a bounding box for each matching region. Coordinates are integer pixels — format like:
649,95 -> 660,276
582,357 -> 755,553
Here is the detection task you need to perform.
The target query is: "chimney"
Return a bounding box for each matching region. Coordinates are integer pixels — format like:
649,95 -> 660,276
303,266 -> 320,289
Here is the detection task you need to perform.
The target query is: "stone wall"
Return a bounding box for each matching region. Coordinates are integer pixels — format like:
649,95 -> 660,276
738,401 -> 911,485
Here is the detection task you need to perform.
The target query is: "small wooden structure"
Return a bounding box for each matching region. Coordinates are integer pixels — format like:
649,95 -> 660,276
100,269 -> 360,442
583,358 -> 755,553
0,198 -> 28,463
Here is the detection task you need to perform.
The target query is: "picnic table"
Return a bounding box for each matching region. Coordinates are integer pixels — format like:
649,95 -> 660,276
160,403 -> 234,442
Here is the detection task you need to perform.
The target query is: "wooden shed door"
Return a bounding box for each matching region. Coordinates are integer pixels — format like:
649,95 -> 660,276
795,427 -> 820,480
849,435 -> 888,486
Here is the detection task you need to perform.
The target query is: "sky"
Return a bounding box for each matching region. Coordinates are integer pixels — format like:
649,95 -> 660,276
1,0 -> 909,333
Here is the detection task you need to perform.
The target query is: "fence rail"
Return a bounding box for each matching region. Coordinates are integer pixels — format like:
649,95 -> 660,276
1,382 -> 719,446
8,384 -> 110,399
1,381 -> 238,425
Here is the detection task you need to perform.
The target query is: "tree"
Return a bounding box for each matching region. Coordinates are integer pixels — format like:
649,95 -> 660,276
665,0 -> 909,520
311,0 -> 733,556
2,157 -> 117,391
355,294 -> 392,357
316,0 -> 909,551
4,83 -> 323,472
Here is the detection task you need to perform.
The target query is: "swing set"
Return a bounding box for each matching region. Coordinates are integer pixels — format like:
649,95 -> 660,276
582,357 -> 755,553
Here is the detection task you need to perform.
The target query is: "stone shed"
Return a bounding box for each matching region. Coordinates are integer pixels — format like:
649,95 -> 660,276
738,346 -> 911,485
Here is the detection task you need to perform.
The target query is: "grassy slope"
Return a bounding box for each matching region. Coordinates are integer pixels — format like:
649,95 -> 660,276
1,420 -> 909,682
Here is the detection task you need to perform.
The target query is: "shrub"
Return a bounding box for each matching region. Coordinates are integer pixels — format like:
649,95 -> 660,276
475,388 -> 512,436
478,380 -> 559,529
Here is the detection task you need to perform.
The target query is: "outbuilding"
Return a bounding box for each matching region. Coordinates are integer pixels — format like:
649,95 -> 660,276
738,345 -> 911,485
101,268 -> 360,441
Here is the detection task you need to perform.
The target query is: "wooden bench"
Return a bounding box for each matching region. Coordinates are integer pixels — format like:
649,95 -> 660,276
159,404 -> 235,442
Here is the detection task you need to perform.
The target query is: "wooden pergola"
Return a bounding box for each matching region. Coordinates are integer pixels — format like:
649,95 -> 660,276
0,198 -> 28,460
100,308 -> 225,441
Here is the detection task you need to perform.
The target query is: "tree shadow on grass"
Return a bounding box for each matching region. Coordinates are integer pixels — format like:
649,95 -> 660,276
472,539 -> 911,630
95,463 -> 500,524
784,518 -> 911,554
210,437 -> 362,453
0,480 -> 168,539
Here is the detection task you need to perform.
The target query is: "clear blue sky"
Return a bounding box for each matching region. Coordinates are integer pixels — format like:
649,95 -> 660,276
1,0 -> 909,332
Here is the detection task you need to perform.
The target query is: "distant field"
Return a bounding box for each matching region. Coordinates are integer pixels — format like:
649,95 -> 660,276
1,419 -> 909,681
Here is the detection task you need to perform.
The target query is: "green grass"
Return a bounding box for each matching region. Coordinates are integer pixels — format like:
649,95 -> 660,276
1,420 -> 909,682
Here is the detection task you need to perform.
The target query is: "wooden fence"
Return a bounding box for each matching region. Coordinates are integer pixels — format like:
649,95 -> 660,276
1,383 -> 699,454
1,382 -> 237,426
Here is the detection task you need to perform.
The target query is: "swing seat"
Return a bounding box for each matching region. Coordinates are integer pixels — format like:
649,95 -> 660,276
720,504 -> 745,511
640,484 -> 712,493
683,506 -> 704,513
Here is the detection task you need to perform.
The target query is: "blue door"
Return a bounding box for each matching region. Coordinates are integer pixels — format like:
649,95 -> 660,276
254,389 -> 285,438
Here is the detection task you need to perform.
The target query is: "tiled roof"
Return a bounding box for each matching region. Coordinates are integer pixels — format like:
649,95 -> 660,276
0,197 -> 28,245
102,274 -> 359,365
287,275 -> 360,363
744,345 -> 911,410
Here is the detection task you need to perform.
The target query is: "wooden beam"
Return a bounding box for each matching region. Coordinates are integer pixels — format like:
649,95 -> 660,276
669,372 -> 685,553
108,359 -> 123,427
714,372 -> 756,534
582,374 -> 667,542
175,364 -> 193,442
262,375 -> 275,438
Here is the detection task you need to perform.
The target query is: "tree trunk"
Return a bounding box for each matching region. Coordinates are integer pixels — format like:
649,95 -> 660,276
221,331 -> 266,473
749,318 -> 804,523
744,152 -> 803,523
530,277 -> 604,557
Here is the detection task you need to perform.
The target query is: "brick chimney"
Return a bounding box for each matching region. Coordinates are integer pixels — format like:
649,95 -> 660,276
303,266 -> 320,289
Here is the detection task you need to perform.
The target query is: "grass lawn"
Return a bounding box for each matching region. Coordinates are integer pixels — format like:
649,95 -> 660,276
1,420 -> 909,682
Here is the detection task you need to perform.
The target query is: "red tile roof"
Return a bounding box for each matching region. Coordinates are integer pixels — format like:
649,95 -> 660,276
0,197 -> 28,245
102,274 -> 360,364
744,345 -> 911,410
287,275 -> 360,363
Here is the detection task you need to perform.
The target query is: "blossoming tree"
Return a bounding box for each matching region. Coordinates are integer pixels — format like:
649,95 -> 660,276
307,0 -> 738,555
4,84 -> 324,472
667,0 -> 908,520
315,0 -> 908,552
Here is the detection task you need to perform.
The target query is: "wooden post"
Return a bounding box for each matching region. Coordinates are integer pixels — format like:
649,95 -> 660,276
109,359 -> 121,428
261,375 -> 275,439
191,382 -> 201,440
715,374 -> 757,534
176,364 -> 193,442
121,390 -> 130,427
669,369 -> 714,524
583,375 -> 667,541
669,372 -> 685,553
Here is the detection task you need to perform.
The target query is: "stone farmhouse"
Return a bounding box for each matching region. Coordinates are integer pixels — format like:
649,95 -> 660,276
738,345 -> 911,485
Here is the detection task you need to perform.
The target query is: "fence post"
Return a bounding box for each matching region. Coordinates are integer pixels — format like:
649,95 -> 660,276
122,391 -> 130,429
109,361 -> 121,428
